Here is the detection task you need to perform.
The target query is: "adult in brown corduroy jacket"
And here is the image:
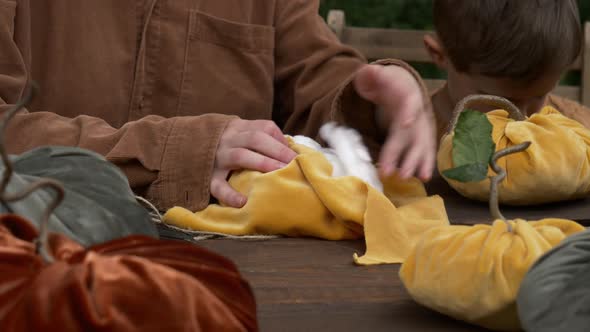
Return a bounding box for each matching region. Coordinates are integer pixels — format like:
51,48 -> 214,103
2,0 -> 436,211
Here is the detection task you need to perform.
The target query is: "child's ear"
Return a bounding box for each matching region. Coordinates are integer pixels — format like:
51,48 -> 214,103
423,34 -> 449,70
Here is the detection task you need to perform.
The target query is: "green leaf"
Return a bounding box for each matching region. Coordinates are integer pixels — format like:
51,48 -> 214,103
441,109 -> 495,182
442,163 -> 488,182
452,110 -> 495,166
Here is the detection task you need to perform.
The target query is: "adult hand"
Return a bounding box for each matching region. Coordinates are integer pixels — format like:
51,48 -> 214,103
211,119 -> 297,207
353,64 -> 436,181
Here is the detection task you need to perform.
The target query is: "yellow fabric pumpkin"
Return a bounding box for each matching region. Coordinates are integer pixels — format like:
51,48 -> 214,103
399,218 -> 585,331
438,102 -> 590,205
163,138 -> 449,264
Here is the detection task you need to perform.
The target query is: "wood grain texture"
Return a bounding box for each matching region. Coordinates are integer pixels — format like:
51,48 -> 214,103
426,173 -> 590,226
156,166 -> 589,332
194,238 -> 492,332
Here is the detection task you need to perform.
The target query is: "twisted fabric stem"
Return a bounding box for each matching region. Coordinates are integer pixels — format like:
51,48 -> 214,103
0,85 -> 37,194
447,94 -> 531,232
0,84 -> 64,263
488,142 -> 532,232
447,94 -> 526,134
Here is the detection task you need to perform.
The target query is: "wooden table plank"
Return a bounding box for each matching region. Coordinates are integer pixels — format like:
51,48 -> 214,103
426,174 -> 590,225
157,173 -> 589,331
194,238 -> 491,332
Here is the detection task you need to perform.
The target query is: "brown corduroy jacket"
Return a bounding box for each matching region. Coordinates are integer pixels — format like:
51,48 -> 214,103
1,0 -> 425,210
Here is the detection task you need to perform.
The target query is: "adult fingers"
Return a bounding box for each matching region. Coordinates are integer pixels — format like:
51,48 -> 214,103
217,147 -> 287,173
242,119 -> 290,146
227,130 -> 297,165
210,169 -> 247,208
378,130 -> 407,177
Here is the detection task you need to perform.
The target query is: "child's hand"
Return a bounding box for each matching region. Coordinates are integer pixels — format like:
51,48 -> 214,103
353,64 -> 436,181
211,119 -> 297,207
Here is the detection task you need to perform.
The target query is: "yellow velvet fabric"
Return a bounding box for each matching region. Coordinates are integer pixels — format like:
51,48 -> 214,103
163,140 -> 449,264
399,218 -> 585,331
438,107 -> 590,205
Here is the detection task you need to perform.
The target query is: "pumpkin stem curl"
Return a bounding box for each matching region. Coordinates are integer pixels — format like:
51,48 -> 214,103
449,94 -> 531,232
489,142 -> 532,232
0,83 -> 63,263
0,84 -> 37,194
448,94 -> 527,134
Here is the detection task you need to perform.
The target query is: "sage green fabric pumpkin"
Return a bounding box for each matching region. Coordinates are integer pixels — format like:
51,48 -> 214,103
517,228 -> 590,332
1,146 -> 158,246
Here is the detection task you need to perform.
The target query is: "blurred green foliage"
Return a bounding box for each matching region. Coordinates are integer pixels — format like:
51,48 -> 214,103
319,0 -> 590,85
319,0 -> 434,29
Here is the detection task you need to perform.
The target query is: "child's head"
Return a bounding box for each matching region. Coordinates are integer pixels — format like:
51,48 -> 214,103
426,0 -> 582,115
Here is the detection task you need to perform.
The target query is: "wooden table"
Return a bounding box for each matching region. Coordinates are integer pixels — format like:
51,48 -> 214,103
158,175 -> 590,331
196,238 -> 491,332
425,175 -> 590,226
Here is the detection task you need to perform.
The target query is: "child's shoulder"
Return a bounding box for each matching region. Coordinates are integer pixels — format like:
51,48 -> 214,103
546,94 -> 590,129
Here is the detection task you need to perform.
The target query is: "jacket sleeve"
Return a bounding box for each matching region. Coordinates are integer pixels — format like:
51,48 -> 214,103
273,0 -> 431,158
1,0 -> 233,211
